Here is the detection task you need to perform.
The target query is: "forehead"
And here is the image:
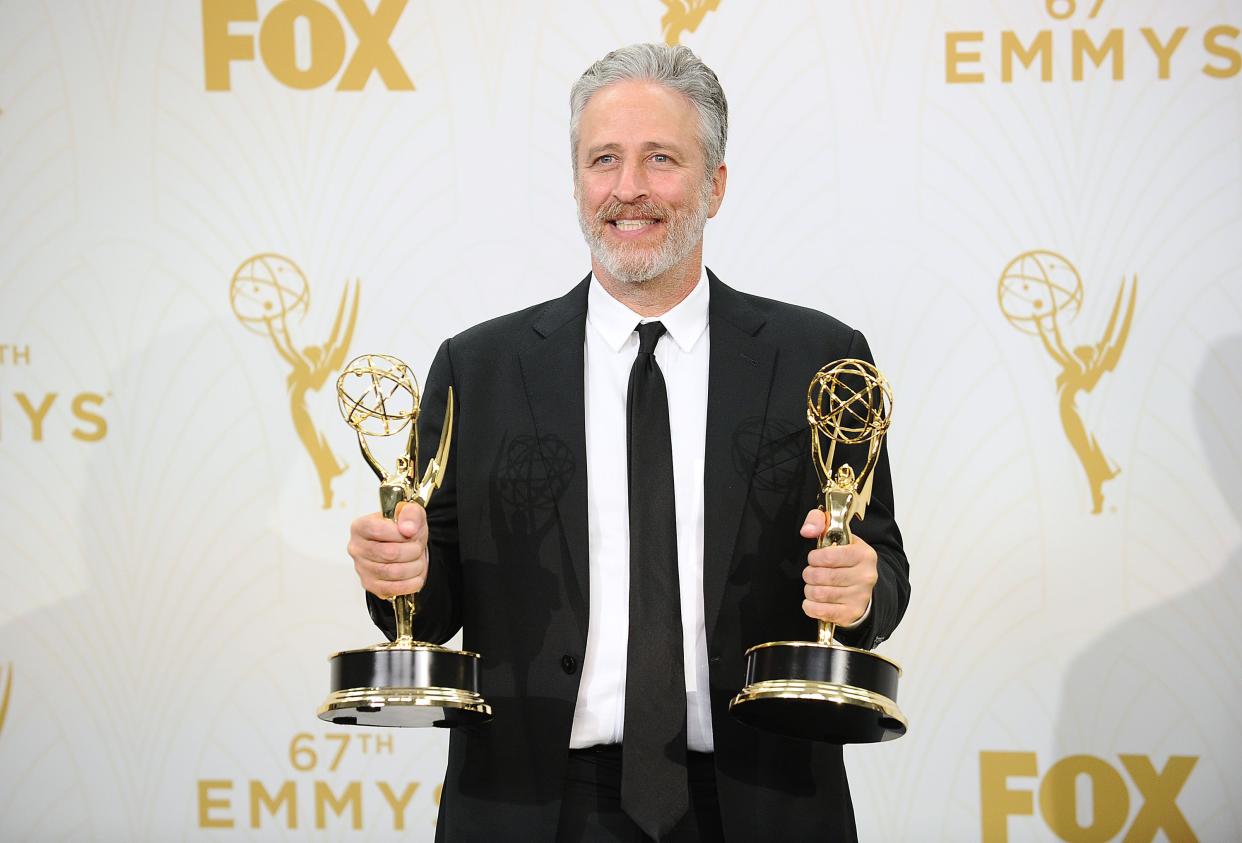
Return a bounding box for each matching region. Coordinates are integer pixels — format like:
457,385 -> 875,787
578,80 -> 701,155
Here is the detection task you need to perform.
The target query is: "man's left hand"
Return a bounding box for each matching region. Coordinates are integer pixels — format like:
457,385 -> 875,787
799,508 -> 877,626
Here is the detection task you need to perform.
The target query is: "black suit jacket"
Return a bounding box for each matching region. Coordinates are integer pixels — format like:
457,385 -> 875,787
367,270 -> 910,841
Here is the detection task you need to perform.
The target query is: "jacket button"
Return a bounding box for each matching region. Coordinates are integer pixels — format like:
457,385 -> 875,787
561,654 -> 578,674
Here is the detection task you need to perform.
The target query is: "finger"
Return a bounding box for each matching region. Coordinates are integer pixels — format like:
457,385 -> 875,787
802,565 -> 853,587
802,598 -> 864,625
799,508 -> 826,539
806,544 -> 865,568
803,583 -> 858,604
358,556 -> 425,583
354,513 -> 406,542
351,536 -> 424,566
366,574 -> 424,599
395,502 -> 427,539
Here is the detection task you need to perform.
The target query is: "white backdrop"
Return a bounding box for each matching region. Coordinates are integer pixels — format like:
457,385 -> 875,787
2,1 -> 1240,840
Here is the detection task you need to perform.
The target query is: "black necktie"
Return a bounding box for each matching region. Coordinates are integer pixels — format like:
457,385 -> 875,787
621,321 -> 689,839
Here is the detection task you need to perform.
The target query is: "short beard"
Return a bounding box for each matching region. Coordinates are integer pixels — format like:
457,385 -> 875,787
577,178 -> 712,285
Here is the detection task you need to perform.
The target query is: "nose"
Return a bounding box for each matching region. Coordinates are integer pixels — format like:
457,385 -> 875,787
613,158 -> 649,204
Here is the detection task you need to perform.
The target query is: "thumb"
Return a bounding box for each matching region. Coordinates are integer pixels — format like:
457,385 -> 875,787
800,508 -> 826,539
395,501 -> 418,538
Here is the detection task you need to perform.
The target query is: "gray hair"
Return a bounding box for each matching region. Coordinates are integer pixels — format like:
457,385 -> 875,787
570,43 -> 728,178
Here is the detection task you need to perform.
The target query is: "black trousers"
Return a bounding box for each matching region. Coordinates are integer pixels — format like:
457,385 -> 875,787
556,745 -> 725,842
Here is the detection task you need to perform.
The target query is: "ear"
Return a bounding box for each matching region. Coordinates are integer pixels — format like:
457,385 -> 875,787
707,161 -> 728,218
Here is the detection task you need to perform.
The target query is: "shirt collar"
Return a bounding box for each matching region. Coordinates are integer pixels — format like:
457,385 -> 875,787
587,266 -> 710,354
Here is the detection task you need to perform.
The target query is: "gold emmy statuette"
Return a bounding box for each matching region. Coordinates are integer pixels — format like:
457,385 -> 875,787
318,354 -> 492,728
730,359 -> 907,744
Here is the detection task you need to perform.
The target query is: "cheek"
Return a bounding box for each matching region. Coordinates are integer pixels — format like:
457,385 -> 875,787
651,176 -> 695,208
576,175 -> 611,207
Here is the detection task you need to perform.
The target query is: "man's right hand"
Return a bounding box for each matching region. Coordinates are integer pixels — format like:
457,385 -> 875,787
347,503 -> 429,599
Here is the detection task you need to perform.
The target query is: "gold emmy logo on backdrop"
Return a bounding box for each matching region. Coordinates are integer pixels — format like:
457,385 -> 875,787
999,250 -> 1137,513
0,343 -> 108,442
661,0 -> 721,46
944,0 -> 1242,83
0,663 -> 11,739
230,254 -> 360,509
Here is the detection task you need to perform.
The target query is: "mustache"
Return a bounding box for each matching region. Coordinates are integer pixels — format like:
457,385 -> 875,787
595,200 -> 668,223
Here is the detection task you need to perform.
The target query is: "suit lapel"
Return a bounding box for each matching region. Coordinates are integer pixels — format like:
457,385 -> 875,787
702,270 -> 776,642
518,276 -> 592,638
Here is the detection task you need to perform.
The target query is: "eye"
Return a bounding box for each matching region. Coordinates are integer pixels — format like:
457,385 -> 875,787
594,154 -> 617,165
650,154 -> 671,163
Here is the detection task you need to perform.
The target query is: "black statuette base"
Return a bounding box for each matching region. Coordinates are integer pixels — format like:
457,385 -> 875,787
319,643 -> 492,728
730,641 -> 906,744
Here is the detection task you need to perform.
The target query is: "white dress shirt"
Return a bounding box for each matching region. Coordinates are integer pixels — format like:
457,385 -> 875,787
569,269 -> 714,752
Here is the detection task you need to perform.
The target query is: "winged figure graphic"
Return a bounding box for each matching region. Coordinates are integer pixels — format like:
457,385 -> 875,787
1035,276 -> 1138,513
0,663 -> 11,739
267,280 -> 361,509
661,0 -> 721,46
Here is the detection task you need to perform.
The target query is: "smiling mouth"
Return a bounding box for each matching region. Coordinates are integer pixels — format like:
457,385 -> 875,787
610,219 -> 660,231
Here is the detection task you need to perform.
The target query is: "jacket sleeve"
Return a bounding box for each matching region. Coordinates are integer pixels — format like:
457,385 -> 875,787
365,338 -> 465,644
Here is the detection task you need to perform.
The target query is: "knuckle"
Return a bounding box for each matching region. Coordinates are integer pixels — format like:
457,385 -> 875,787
387,563 -> 415,582
354,514 -> 377,539
391,577 -> 420,596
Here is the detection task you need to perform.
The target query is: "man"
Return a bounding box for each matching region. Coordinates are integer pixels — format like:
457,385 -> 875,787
347,43 -> 909,841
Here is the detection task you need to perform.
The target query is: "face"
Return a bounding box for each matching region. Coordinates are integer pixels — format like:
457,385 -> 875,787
574,80 -> 726,285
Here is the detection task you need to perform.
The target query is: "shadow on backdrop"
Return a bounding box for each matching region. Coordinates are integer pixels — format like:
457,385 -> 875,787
1050,333 -> 1242,842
